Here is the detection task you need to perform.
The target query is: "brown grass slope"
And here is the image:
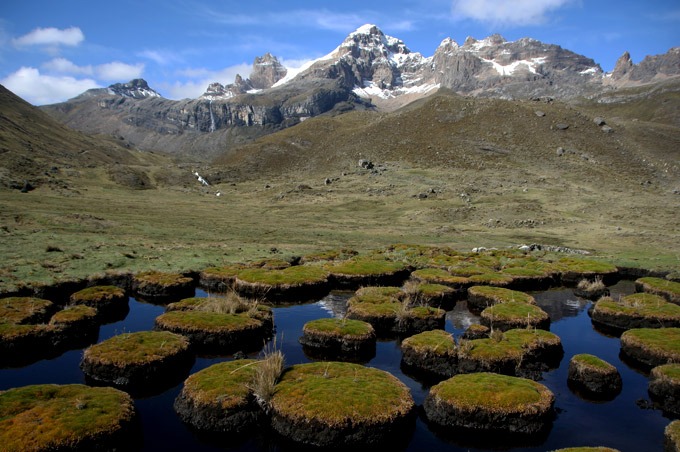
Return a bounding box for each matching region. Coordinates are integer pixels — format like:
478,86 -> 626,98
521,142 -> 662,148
0,84 -> 172,189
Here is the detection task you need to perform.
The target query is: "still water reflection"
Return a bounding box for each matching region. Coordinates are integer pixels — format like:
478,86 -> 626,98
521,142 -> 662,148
0,280 -> 672,451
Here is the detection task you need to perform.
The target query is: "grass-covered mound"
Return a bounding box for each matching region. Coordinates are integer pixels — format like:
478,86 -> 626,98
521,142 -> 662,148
323,256 -> 411,289
48,305 -> 99,348
648,363 -> 680,417
69,285 -> 128,321
556,257 -> 619,286
423,372 -> 555,435
457,329 -> 563,377
269,361 -> 415,448
0,296 -> 55,324
665,420 -> 680,452
635,277 -> 680,305
400,329 -> 457,380
233,265 -> 331,301
567,354 -> 622,399
299,318 -> 376,361
467,286 -> 536,313
174,359 -> 266,434
409,268 -> 470,289
346,292 -> 445,336
0,323 -> 58,367
0,384 -> 138,452
131,270 -> 195,302
402,281 -> 460,310
480,301 -> 551,331
80,330 -> 194,394
198,263 -> 249,292
499,261 -> 559,290
620,327 -> 680,369
468,272 -> 515,288
156,294 -> 273,354
590,293 -> 680,333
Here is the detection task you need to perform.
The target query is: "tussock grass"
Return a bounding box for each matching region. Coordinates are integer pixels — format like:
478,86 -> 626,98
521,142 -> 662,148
429,372 -> 554,415
82,330 -> 190,366
270,361 -> 413,427
251,339 -> 284,407
0,384 -> 136,451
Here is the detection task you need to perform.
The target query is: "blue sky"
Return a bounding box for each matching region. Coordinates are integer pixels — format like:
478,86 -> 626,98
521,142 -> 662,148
1,0 -> 678,105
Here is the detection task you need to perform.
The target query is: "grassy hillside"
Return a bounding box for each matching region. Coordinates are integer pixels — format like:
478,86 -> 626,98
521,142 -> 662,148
0,83 -> 678,292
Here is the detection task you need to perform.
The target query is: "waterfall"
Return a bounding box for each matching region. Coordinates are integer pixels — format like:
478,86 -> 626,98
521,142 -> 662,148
208,100 -> 216,133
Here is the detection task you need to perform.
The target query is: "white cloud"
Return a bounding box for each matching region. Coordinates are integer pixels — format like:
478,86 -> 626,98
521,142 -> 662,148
163,63 -> 251,99
138,49 -> 183,66
1,67 -> 99,105
42,58 -> 143,82
43,57 -> 93,75
12,26 -> 84,47
95,61 -> 144,81
451,0 -> 576,26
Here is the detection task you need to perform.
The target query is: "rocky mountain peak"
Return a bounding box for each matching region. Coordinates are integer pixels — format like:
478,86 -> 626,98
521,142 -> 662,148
249,53 -> 287,90
612,51 -> 633,79
107,79 -> 161,99
337,24 -> 411,60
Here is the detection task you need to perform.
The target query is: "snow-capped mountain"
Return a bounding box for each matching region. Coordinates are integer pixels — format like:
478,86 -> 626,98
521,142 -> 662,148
39,24 -> 679,159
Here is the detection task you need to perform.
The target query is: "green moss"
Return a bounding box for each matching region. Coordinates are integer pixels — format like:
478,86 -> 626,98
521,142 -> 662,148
0,322 -> 55,340
571,354 -> 616,371
0,384 -> 135,451
413,283 -> 456,297
70,285 -> 125,303
429,372 -> 553,414
462,329 -> 560,361
134,270 -> 192,285
50,305 -> 97,325
447,263 -> 494,277
408,306 -> 445,319
303,318 -> 374,338
82,330 -> 190,366
401,330 -> 455,355
481,301 -> 549,322
236,265 -> 329,286
410,268 -> 469,286
270,362 -> 413,427
652,363 -> 680,382
637,277 -> 680,294
347,301 -> 400,318
0,297 -> 54,324
594,293 -> 680,320
556,257 -> 618,274
324,257 -> 408,276
666,420 -> 680,448
301,248 -> 358,263
180,359 -> 259,409
155,310 -> 262,332
468,273 -> 514,285
354,286 -> 403,300
468,286 -> 536,304
621,328 -> 680,361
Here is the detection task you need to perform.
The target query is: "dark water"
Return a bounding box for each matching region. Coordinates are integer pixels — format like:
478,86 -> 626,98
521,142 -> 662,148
0,280 -> 672,451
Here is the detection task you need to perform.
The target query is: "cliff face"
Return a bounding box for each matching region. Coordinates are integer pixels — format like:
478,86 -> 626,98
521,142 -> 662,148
39,25 -> 680,160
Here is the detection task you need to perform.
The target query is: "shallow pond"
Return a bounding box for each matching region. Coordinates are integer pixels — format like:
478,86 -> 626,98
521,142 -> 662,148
0,280 -> 673,451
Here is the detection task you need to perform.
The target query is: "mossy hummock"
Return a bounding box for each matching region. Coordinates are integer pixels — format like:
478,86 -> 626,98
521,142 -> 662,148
590,293 -> 680,333
69,285 -> 128,321
269,361 -> 415,448
400,329 -> 457,380
466,286 -> 536,313
573,277 -> 610,300
233,265 -> 331,301
48,305 -> 99,349
665,420 -> 680,452
155,310 -> 272,354
480,301 -> 550,331
198,264 -> 246,292
423,372 -> 555,435
635,277 -> 680,305
0,323 -> 58,367
499,265 -> 557,290
457,329 -> 562,377
299,318 -> 376,361
80,330 -> 194,391
0,384 -> 138,452
468,272 -> 515,288
620,327 -> 680,369
0,296 -> 55,324
131,270 -> 195,301
410,268 -> 470,289
404,282 -> 460,310
556,257 -> 619,286
648,363 -> 680,417
323,257 -> 411,289
567,354 -> 622,398
174,359 -> 265,434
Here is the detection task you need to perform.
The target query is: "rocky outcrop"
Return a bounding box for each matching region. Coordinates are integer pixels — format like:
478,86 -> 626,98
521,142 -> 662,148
610,47 -> 680,84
